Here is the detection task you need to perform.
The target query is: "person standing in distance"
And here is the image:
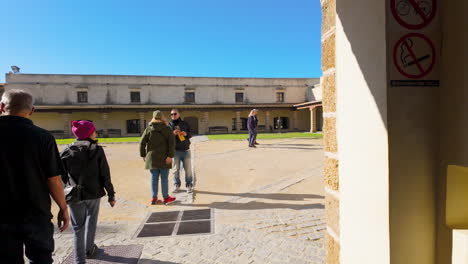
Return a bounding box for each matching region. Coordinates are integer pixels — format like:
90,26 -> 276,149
247,109 -> 259,148
168,109 -> 194,193
0,89 -> 70,263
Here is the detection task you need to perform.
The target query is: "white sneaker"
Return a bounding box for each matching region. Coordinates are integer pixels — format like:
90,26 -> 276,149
186,184 -> 193,193
173,184 -> 180,193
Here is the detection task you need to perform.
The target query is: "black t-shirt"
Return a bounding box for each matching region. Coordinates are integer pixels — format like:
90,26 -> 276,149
0,115 -> 64,223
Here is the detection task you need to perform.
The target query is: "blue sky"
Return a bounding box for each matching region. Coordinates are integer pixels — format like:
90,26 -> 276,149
1,0 -> 322,83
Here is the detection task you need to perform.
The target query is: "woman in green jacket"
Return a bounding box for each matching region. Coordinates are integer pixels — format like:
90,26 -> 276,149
139,110 -> 176,205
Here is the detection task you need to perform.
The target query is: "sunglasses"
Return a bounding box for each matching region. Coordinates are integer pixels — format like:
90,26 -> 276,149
170,113 -> 178,116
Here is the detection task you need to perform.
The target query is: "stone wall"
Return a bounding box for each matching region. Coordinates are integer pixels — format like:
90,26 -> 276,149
320,0 -> 340,262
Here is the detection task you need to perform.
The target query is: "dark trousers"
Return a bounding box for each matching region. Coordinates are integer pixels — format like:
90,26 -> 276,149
0,220 -> 54,264
248,129 -> 257,146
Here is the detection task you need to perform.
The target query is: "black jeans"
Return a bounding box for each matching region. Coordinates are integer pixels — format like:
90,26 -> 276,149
0,220 -> 54,264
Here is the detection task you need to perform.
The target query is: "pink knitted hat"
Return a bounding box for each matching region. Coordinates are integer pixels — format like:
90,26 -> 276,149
71,120 -> 96,139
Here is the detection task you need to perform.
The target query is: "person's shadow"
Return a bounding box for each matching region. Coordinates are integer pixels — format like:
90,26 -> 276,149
138,260 -> 179,264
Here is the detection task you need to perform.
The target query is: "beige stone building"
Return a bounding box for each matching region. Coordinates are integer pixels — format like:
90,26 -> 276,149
4,73 -> 321,138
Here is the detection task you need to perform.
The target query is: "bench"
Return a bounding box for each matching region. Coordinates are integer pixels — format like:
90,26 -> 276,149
49,130 -> 65,139
208,126 -> 228,134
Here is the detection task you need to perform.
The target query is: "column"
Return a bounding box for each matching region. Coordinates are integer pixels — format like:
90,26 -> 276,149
235,111 -> 242,133
61,113 -> 71,138
138,112 -> 146,135
310,107 -> 317,133
101,112 -> 109,138
200,111 -> 210,134
292,110 -> 298,131
265,111 -> 271,132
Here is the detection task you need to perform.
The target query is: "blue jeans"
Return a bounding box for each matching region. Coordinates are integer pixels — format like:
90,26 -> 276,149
0,219 -> 54,264
248,129 -> 257,146
69,198 -> 101,264
172,150 -> 193,186
150,168 -> 169,199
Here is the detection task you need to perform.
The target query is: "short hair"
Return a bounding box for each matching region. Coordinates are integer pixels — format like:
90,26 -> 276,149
171,108 -> 180,113
1,89 -> 34,114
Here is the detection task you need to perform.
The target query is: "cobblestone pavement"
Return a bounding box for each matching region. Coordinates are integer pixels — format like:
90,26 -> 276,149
52,138 -> 325,264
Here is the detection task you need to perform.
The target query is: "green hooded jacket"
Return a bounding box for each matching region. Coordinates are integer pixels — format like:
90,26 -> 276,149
139,122 -> 175,169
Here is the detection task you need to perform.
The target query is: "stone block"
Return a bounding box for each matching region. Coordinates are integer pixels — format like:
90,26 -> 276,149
321,0 -> 336,35
324,117 -> 338,153
324,157 -> 339,191
322,33 -> 336,71
326,232 -> 340,264
326,195 -> 340,236
322,73 -> 336,113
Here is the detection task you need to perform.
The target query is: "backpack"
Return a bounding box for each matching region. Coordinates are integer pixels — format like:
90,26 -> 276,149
60,144 -> 91,202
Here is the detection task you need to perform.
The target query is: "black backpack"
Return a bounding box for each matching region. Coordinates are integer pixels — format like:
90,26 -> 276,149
60,144 -> 91,202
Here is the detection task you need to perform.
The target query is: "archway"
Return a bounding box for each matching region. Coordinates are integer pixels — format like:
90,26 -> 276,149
184,116 -> 199,134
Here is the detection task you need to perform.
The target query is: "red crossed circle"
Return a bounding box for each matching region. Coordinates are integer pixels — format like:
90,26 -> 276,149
391,0 -> 437,30
393,33 -> 436,79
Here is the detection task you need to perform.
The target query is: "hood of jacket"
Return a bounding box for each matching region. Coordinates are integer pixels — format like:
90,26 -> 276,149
147,121 -> 166,132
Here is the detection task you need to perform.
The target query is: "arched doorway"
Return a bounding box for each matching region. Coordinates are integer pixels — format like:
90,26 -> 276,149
315,106 -> 323,131
184,116 -> 199,134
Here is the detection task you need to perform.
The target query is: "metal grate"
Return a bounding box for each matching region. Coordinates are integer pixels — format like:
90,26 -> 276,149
181,209 -> 211,221
135,209 -> 213,238
177,220 -> 211,235
147,211 -> 180,223
137,222 -> 176,238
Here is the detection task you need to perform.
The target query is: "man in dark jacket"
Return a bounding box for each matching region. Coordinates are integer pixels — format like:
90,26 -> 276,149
0,89 -> 69,263
168,109 -> 194,193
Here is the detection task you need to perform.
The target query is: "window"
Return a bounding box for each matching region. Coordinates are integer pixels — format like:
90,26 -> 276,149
273,117 -> 289,129
126,119 -> 141,134
232,118 -> 237,131
235,92 -> 244,103
130,91 -> 141,103
240,118 -> 248,130
185,92 -> 195,103
276,92 -> 285,103
77,91 -> 88,103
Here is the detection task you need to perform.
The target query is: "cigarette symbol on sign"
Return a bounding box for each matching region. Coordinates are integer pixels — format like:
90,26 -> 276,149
400,38 -> 431,68
393,33 -> 436,79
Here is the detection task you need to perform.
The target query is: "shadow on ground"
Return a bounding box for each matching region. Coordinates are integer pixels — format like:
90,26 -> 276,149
258,146 -> 323,150
195,191 -> 324,200
189,201 -> 324,211
138,260 -> 179,264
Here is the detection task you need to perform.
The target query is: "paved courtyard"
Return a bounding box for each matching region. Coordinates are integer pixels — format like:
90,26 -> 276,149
52,137 -> 325,264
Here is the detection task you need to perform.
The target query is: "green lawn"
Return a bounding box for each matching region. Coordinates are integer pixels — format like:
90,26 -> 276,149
56,132 -> 322,144
207,132 -> 322,140
56,137 -> 141,145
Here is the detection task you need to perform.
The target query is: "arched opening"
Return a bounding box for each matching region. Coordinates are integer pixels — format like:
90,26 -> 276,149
184,116 -> 199,134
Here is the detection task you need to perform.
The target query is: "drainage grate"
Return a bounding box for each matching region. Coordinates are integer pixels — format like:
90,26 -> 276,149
147,211 -> 180,223
182,208 -> 211,221
177,220 -> 211,235
62,244 -> 143,264
137,222 -> 176,237
135,209 -> 213,238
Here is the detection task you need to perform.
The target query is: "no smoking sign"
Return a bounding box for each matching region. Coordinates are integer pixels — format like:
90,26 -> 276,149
393,33 -> 436,79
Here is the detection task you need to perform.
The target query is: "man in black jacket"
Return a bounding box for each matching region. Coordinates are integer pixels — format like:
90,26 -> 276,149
168,109 -> 194,193
0,89 -> 69,263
